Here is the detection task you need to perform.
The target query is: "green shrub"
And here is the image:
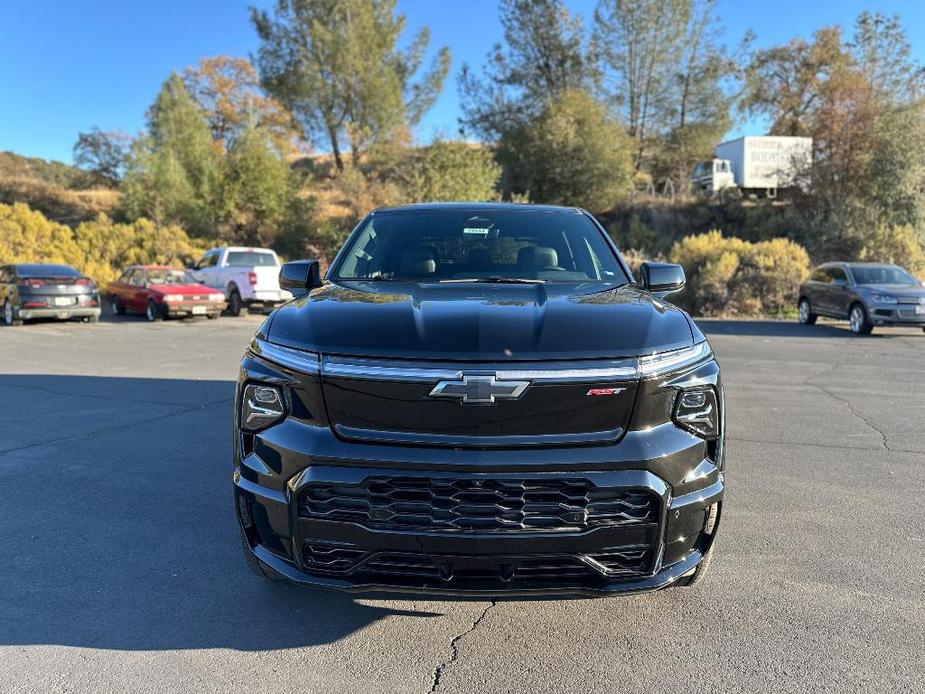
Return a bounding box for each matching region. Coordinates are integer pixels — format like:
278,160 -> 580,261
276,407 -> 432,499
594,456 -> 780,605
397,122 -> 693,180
669,230 -> 810,316
0,202 -> 205,286
857,224 -> 925,277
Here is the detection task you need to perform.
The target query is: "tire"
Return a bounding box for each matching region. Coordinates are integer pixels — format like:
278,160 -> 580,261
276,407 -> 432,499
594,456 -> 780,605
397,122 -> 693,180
84,314 -> 99,324
109,296 -> 125,316
240,528 -> 282,581
145,299 -> 162,322
797,297 -> 817,325
674,542 -> 715,588
3,299 -> 22,326
207,313 -> 220,320
227,288 -> 247,317
849,302 -> 873,335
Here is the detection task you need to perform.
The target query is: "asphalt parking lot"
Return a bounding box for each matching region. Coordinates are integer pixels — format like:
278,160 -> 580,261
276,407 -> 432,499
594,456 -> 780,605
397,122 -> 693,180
1,314 -> 923,694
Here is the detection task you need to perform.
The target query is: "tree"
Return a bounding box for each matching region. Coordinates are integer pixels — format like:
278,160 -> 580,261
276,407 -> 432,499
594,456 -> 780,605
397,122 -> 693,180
251,0 -> 450,171
659,0 -> 747,190
72,128 -> 131,186
121,74 -> 220,233
743,27 -> 846,136
395,141 -> 500,203
516,90 -> 633,212
221,126 -> 293,245
182,56 -> 300,154
593,0 -> 690,171
458,0 -> 595,140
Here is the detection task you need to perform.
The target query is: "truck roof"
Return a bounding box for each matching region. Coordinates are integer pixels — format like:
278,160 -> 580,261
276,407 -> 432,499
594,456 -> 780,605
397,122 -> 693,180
208,246 -> 278,253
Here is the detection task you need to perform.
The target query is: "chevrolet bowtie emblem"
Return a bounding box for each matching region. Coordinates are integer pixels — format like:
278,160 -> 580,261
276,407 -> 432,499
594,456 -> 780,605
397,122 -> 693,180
428,375 -> 529,404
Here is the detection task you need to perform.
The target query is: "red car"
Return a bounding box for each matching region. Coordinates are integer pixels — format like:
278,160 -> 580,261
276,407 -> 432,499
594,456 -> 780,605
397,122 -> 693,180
105,265 -> 227,321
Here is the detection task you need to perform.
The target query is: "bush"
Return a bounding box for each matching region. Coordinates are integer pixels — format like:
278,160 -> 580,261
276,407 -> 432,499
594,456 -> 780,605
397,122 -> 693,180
669,230 -> 811,316
0,202 -> 205,286
506,89 -> 634,213
395,140 -> 500,203
857,224 -> 925,277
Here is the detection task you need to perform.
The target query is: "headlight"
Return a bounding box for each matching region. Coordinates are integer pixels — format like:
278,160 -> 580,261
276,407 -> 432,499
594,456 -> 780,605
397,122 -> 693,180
209,293 -> 225,302
637,342 -> 712,377
673,386 -> 719,439
240,384 -> 286,432
163,294 -> 183,302
871,293 -> 897,304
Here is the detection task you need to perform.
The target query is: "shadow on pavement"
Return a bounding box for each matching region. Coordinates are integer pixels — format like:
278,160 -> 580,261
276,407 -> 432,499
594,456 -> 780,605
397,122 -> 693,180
0,375 -> 441,653
696,318 -> 916,339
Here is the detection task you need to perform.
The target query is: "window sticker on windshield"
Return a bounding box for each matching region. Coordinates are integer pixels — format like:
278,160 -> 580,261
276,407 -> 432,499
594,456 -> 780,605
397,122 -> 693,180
463,227 -> 490,236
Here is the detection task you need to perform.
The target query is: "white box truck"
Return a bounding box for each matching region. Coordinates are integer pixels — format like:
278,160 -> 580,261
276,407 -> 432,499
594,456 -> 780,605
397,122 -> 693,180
692,136 -> 812,197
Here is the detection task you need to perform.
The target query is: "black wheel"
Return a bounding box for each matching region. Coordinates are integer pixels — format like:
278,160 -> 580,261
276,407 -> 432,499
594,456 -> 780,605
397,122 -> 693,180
145,299 -> 162,322
797,297 -> 817,325
240,528 -> 282,581
109,296 -> 125,316
207,313 -> 219,320
227,288 -> 247,317
849,302 -> 873,335
674,543 -> 715,588
3,299 -> 22,326
84,314 -> 100,324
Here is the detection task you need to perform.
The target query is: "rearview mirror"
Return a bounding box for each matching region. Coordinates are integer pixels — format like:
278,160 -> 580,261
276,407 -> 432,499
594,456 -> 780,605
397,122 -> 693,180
639,261 -> 686,298
279,259 -> 323,297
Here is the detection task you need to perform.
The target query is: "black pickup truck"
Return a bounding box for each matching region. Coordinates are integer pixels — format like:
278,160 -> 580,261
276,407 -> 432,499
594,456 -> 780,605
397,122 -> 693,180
233,203 -> 724,596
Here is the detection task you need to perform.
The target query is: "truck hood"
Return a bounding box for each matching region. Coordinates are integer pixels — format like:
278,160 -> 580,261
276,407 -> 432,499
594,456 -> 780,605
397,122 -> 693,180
266,281 -> 695,361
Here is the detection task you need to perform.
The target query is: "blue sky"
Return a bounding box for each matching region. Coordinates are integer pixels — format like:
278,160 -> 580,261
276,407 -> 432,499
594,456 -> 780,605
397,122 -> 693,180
1,0 -> 923,164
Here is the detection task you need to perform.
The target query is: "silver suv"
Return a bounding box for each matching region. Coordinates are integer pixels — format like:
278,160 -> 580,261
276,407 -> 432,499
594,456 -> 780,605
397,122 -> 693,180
798,262 -> 925,334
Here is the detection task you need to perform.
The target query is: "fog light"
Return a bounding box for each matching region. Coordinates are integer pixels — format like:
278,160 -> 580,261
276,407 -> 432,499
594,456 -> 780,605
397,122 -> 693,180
241,384 -> 286,432
673,386 -> 719,439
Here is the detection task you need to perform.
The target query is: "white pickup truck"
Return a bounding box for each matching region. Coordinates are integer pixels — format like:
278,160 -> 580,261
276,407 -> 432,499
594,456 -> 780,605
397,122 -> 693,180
189,246 -> 292,316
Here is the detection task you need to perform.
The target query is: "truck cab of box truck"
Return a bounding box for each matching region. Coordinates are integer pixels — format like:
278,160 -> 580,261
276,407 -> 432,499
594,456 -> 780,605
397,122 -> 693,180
691,159 -> 736,194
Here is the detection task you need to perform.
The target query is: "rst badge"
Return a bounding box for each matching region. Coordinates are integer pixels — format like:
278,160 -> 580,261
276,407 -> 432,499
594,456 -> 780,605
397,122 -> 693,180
586,387 -> 625,397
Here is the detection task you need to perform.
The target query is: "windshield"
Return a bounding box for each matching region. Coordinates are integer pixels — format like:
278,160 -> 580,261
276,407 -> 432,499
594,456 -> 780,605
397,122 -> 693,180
331,209 -> 628,284
226,251 -> 279,267
851,265 -> 919,285
146,269 -> 197,285
18,264 -> 79,278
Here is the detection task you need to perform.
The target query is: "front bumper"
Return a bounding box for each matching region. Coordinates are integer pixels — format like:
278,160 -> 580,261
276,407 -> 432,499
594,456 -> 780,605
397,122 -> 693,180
234,419 -> 725,595
162,301 -> 225,317
869,303 -> 925,326
238,468 -> 723,596
18,306 -> 101,320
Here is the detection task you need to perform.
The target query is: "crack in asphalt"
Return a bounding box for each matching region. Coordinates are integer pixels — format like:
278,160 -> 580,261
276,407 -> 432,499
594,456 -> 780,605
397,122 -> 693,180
0,397 -> 231,457
428,601 -> 496,693
728,436 -> 919,455
801,358 -> 893,452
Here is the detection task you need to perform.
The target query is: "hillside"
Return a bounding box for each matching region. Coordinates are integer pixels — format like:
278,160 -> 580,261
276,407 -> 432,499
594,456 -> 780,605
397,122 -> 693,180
0,151 -> 119,224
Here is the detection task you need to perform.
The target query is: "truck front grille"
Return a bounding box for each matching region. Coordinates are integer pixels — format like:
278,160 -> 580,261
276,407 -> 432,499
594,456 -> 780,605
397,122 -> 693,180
299,476 -> 659,532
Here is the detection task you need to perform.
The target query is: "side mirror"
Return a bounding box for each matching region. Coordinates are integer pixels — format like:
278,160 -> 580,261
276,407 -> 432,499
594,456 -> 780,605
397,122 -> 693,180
279,259 -> 323,297
639,261 -> 686,298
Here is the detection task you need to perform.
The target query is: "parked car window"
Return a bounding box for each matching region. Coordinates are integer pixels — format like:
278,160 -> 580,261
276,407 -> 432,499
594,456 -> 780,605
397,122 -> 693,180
118,268 -> 133,282
0,267 -> 8,282
146,269 -> 197,285
225,251 -> 279,267
827,267 -> 848,285
16,264 -> 80,278
810,268 -> 828,283
333,210 -> 627,283
197,252 -> 218,269
850,265 -> 918,286
127,269 -> 145,287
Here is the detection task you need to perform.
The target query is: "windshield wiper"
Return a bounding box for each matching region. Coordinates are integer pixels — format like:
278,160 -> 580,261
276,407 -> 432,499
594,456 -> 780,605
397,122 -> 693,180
438,276 -> 547,284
